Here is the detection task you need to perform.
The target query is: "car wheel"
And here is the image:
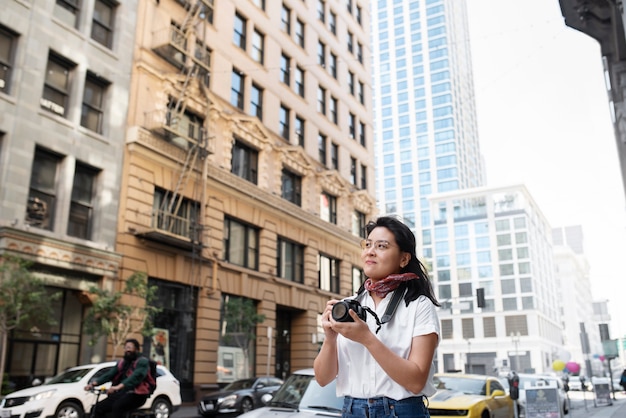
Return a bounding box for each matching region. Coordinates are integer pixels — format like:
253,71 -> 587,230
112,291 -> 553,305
55,401 -> 84,418
151,397 -> 173,418
241,397 -> 254,413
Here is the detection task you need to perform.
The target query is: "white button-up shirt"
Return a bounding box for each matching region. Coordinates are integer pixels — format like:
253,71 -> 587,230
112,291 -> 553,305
335,291 -> 440,400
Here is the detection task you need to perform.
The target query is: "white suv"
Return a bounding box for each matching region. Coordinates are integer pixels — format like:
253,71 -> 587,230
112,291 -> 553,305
0,361 -> 182,418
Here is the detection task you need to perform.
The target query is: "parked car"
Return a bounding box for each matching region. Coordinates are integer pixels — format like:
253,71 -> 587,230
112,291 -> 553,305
237,369 -> 343,418
428,373 -> 513,418
0,360 -> 182,418
198,376 -> 284,417
516,373 -> 568,417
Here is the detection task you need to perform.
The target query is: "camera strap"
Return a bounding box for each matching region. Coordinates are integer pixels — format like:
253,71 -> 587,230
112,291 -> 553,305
380,287 -> 407,324
355,286 -> 407,333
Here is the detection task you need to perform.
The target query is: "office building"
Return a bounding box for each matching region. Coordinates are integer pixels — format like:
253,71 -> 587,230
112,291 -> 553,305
117,0 -> 375,399
0,0 -> 137,388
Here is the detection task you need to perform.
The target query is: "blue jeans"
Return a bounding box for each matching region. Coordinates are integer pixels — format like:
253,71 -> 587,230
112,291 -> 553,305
342,396 -> 429,418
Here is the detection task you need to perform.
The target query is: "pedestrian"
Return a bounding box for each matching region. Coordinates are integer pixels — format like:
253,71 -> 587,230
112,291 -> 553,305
314,216 -> 441,418
620,368 -> 626,393
84,338 -> 151,417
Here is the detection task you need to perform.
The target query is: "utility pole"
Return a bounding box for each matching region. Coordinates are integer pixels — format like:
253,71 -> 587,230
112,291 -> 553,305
511,332 -> 521,372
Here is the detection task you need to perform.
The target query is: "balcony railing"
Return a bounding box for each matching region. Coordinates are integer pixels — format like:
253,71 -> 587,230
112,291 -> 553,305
152,27 -> 187,69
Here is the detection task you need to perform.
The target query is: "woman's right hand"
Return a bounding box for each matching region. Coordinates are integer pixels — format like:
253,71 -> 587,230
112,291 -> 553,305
321,299 -> 340,338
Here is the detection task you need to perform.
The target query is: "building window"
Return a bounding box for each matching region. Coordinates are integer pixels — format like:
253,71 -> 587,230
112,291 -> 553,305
230,69 -> 244,110
295,115 -> 304,146
280,4 -> 291,33
194,42 -> 211,85
224,217 -> 259,270
41,52 -> 74,117
91,0 -> 115,48
330,142 -> 338,170
359,121 -> 366,146
68,163 -> 98,239
350,157 -> 356,185
347,71 -> 354,95
320,191 -> 337,224
295,19 -> 305,48
441,319 -> 453,339
231,138 -> 258,184
352,210 -> 366,237
329,96 -> 338,124
317,41 -> 326,67
26,148 -> 62,230
294,66 -> 305,97
329,10 -> 337,35
462,318 -> 475,339
348,113 -> 356,138
278,238 -> 304,283
346,31 -> 353,54
233,12 -> 247,50
319,253 -> 339,293
317,0 -> 326,22
318,133 -> 327,165
356,41 -> 363,64
483,317 -> 496,338
352,267 -> 364,294
281,168 -> 302,206
251,29 -> 264,64
165,103 -> 205,148
0,26 -> 17,94
250,83 -> 263,120
356,5 -> 362,25
252,0 -> 265,10
329,52 -> 337,79
54,0 -> 81,28
201,0 -> 214,24
81,72 -> 108,134
360,163 -> 367,189
358,81 -> 364,104
279,104 -> 290,140
280,53 -> 291,85
317,86 -> 326,114
153,188 -> 200,240
504,315 -> 528,336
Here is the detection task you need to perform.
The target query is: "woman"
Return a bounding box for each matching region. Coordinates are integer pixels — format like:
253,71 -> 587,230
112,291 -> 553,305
314,216 -> 440,418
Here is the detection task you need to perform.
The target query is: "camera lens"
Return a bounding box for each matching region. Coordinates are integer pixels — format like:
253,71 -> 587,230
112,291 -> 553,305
331,301 -> 352,322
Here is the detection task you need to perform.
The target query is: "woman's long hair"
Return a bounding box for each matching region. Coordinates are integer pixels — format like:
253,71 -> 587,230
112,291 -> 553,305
358,216 -> 440,307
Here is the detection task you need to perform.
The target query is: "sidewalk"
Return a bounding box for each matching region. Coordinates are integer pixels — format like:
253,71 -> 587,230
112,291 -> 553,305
567,390 -> 626,418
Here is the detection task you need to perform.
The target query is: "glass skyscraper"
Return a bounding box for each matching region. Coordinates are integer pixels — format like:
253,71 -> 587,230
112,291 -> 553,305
370,0 -> 485,258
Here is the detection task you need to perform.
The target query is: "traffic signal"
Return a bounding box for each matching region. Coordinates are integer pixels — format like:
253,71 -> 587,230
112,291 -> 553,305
476,287 -> 485,308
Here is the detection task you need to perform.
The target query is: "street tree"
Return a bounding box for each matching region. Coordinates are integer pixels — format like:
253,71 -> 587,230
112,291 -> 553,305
0,256 -> 59,394
83,271 -> 161,359
220,296 -> 266,377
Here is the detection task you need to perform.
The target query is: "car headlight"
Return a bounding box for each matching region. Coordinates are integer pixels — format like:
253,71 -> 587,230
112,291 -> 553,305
219,394 -> 237,407
30,389 -> 57,402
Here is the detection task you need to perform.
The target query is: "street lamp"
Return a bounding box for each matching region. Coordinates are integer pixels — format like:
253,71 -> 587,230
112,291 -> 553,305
511,332 -> 521,372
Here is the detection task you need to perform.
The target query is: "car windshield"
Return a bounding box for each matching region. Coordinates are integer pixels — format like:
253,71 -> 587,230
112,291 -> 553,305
519,376 -> 556,389
46,368 -> 92,384
269,374 -> 343,412
434,376 -> 486,395
224,378 -> 257,391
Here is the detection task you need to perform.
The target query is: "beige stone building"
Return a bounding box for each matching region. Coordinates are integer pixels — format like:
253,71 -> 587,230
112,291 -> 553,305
118,0 -> 376,400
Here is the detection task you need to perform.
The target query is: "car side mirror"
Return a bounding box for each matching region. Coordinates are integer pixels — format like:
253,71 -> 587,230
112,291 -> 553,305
261,393 -> 273,405
492,389 -> 505,397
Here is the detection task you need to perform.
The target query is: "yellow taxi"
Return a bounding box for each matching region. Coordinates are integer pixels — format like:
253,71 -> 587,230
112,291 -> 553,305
428,373 -> 514,418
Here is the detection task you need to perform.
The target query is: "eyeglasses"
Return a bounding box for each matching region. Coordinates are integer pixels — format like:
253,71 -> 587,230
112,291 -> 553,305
360,240 -> 396,251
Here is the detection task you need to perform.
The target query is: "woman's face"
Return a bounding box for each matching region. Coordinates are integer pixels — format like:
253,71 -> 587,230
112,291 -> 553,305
361,226 -> 410,281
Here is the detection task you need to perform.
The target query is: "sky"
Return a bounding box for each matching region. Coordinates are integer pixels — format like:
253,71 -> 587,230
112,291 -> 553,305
465,0 -> 626,337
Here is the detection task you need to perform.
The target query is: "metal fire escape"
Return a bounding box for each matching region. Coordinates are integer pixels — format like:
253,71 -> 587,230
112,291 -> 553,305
147,0 -> 214,288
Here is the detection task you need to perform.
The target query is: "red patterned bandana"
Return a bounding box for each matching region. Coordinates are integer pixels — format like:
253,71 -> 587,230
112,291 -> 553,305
364,273 -> 419,298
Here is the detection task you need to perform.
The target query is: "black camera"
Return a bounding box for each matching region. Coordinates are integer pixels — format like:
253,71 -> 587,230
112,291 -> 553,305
331,299 -> 367,322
